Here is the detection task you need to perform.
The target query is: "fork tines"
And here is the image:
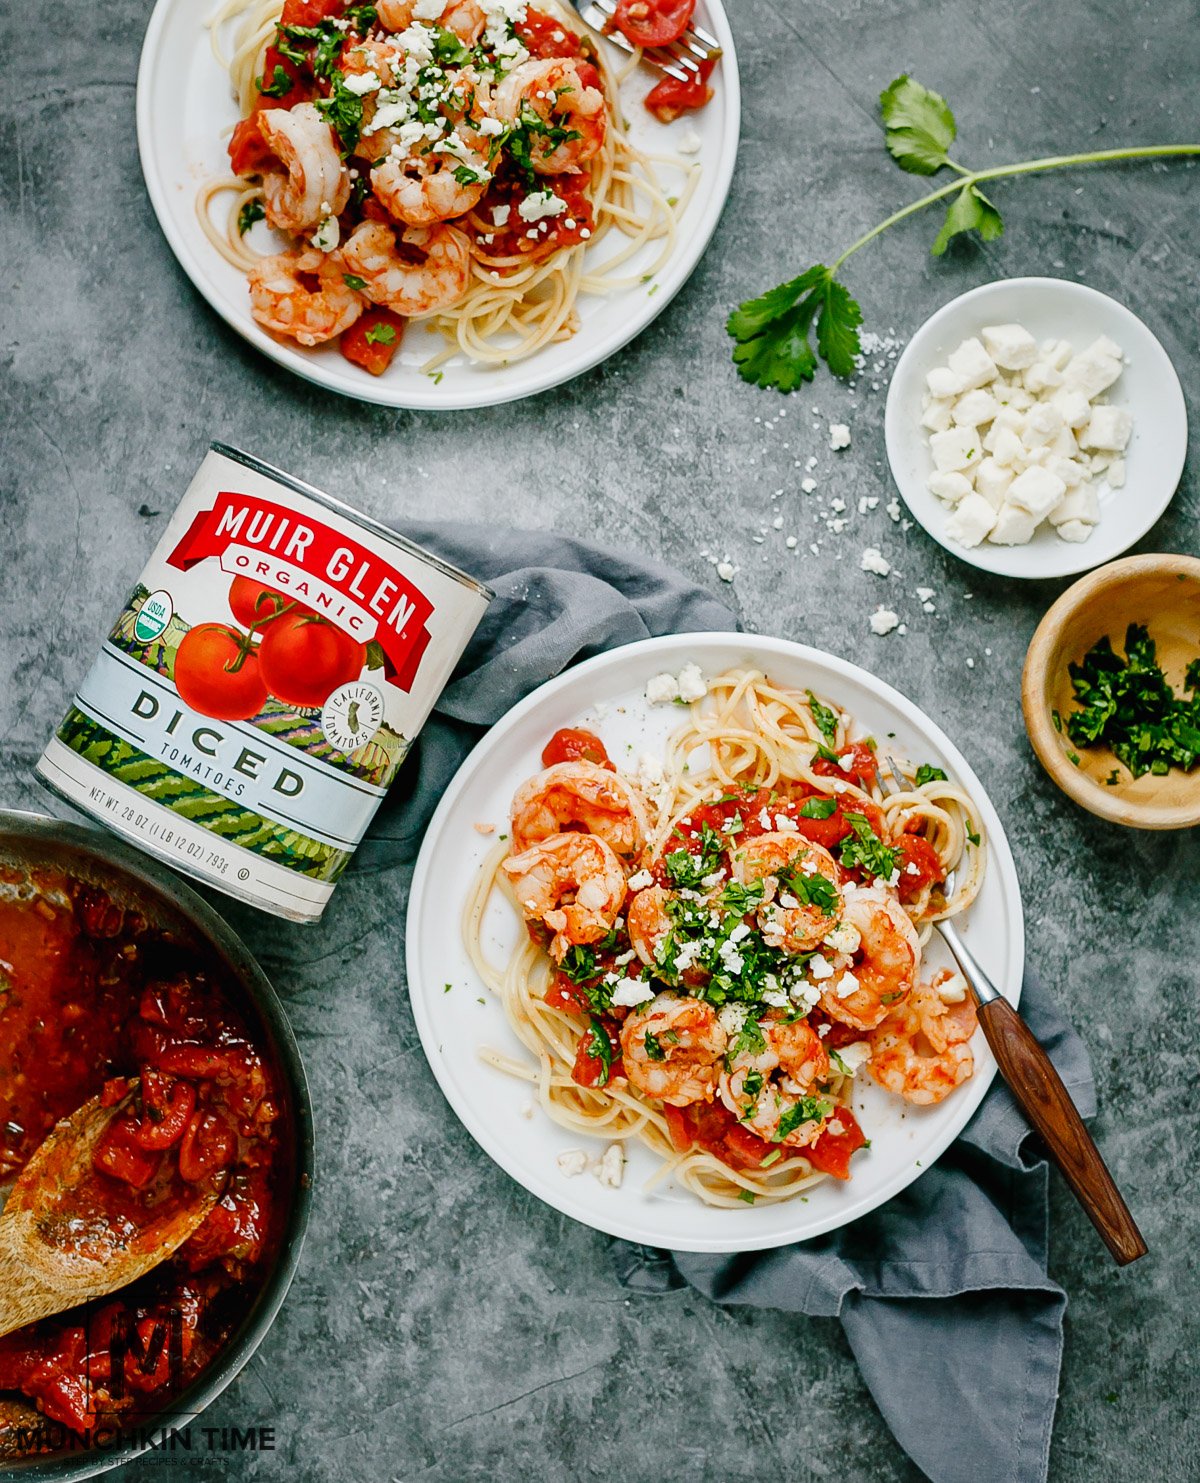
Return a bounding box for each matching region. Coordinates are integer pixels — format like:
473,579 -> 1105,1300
575,0 -> 722,84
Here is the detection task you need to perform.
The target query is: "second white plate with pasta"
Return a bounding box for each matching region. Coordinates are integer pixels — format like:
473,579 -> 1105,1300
407,633 -> 1025,1252
136,0 -> 739,409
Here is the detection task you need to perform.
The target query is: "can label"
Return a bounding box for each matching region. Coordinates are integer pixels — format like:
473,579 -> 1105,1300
38,447 -> 490,921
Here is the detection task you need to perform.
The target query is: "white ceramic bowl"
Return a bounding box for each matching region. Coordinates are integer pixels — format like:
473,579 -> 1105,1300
136,0 -> 740,411
406,633 -> 1024,1253
884,277 -> 1187,579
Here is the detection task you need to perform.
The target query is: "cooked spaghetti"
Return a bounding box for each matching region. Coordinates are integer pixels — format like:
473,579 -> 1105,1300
466,667 -> 988,1208
199,0 -> 700,376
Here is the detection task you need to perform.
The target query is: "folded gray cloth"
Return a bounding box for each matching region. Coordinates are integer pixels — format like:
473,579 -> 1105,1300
376,521 -> 1096,1483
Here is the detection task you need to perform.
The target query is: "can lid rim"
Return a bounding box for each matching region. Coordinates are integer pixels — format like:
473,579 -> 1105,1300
211,442 -> 495,603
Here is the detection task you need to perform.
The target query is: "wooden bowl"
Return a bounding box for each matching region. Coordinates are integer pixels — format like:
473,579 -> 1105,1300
1023,554 -> 1200,829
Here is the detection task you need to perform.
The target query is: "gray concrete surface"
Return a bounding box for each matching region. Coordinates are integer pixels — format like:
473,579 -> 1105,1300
2,0 -> 1198,1478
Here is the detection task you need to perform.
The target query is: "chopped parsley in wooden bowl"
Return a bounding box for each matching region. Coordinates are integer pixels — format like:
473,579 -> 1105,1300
1023,553 -> 1200,829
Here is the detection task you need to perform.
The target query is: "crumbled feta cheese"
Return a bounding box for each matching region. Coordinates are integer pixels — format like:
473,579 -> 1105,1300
678,126 -> 702,154
808,953 -> 835,981
310,215 -> 339,252
718,1002 -> 749,1037
860,546 -> 891,577
342,70 -> 382,96
676,663 -> 708,703
936,972 -> 970,1004
478,116 -> 504,136
646,671 -> 680,704
835,970 -> 860,999
557,1149 -> 589,1177
491,203 -> 511,226
915,586 -> 935,603
594,1143 -> 624,1188
944,492 -> 997,548
823,920 -> 861,955
716,561 -> 736,582
981,323 -> 1038,370
800,477 -> 817,494
518,190 -> 568,222
611,977 -> 654,1007
831,1040 -> 872,1076
829,423 -> 851,450
869,607 -> 901,636
626,869 -> 654,892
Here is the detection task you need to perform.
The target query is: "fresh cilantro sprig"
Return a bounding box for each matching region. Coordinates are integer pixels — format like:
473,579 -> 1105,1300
1066,624 -> 1200,778
838,813 -> 900,881
728,74 -> 1200,391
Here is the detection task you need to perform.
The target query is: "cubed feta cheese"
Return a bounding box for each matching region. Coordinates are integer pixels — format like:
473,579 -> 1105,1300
988,500 -> 1041,545
929,426 -> 984,473
944,491 -> 997,548
1023,361 -> 1063,394
974,457 -> 1014,510
952,388 -> 1000,427
1056,519 -> 1094,543
947,337 -> 999,389
557,1149 -> 589,1177
1021,403 -> 1064,449
829,423 -> 852,450
1048,482 -> 1100,526
1007,385 -> 1034,411
1106,458 -> 1126,489
927,470 -> 974,504
990,426 -> 1024,468
1051,387 -> 1091,428
1048,456 -> 1088,487
676,662 -> 708,702
1063,344 -> 1122,399
921,398 -> 955,433
1042,338 -> 1074,372
1049,425 -> 1079,459
1007,464 -> 1067,518
926,366 -> 966,398
1080,405 -> 1132,451
980,323 -> 1038,370
645,672 -> 679,704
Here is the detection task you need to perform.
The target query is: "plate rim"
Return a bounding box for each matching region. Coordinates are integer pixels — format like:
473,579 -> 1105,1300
883,275 -> 1188,580
134,0 -> 741,411
405,631 -> 1026,1253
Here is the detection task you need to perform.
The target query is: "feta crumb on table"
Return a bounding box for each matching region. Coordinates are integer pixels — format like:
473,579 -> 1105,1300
860,546 -> 891,576
920,321 -> 1130,548
829,423 -> 851,450
869,607 -> 901,636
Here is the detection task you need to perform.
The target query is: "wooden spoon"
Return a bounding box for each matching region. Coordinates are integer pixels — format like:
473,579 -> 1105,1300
0,1084 -> 219,1338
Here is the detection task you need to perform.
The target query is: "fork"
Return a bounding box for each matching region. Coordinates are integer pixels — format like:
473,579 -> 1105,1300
879,755 -> 1147,1267
570,0 -> 723,83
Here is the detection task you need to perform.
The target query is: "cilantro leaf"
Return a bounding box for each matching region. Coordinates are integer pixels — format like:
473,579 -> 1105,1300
772,1097 -> 832,1142
879,74 -> 957,175
343,273 -> 368,291
728,265 -> 861,391
931,183 -> 1005,256
256,64 -> 293,99
914,763 -> 948,786
643,1030 -> 665,1062
779,866 -> 839,915
838,813 -> 900,880
799,796 -> 837,820
585,1015 -> 614,1086
365,322 -> 397,346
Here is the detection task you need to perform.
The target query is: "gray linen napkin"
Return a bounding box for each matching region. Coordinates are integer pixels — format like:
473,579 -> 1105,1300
373,521 -> 1096,1483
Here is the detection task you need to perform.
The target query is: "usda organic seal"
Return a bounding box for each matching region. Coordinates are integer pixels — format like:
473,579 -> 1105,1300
133,590 -> 174,643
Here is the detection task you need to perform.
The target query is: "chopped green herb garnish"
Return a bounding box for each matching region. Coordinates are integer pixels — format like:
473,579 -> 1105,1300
643,1030 -> 665,1062
799,796 -> 837,820
759,1149 -> 782,1167
237,199 -> 265,235
256,64 -> 293,99
814,742 -> 841,764
772,1097 -> 832,1142
343,273 -> 368,291
663,822 -> 725,889
585,1015 -> 613,1086
778,865 -> 839,915
1065,623 -> 1200,779
737,1189 -> 756,1204
965,821 -> 981,847
838,813 -> 900,880
365,322 -> 397,346
914,763 -> 948,786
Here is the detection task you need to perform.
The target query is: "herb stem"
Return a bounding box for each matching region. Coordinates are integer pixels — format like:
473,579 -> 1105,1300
833,143 -> 1200,270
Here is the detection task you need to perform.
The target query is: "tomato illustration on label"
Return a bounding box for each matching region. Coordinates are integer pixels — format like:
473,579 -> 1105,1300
258,611 -> 365,710
228,575 -> 308,629
174,623 -> 268,722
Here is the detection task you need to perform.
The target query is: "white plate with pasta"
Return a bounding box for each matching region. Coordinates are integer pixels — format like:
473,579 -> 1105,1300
136,0 -> 739,409
407,633 -> 1024,1252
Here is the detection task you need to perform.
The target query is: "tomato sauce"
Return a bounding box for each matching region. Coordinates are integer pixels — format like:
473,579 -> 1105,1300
0,869 -> 291,1442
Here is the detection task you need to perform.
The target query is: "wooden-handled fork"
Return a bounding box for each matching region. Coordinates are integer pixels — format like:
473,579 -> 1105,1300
880,757 -> 1147,1266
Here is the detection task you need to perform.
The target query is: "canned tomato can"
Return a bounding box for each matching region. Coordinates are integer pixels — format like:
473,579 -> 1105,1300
37,444 -> 492,922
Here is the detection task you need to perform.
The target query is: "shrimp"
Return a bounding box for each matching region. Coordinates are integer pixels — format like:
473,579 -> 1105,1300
626,885 -> 672,968
868,982 -> 978,1106
620,993 -> 727,1107
733,833 -> 843,954
501,831 -> 625,961
376,0 -> 486,43
247,249 -> 364,346
510,761 -> 649,857
819,885 -> 920,1032
339,221 -> 471,315
493,58 -> 606,174
369,68 -> 494,225
719,1012 -> 832,1146
255,104 -> 350,235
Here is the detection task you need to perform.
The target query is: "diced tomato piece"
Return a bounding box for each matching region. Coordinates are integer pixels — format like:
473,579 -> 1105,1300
612,0 -> 695,48
100,1076 -> 132,1108
894,834 -> 945,902
787,791 -> 888,852
545,975 -> 590,1013
811,740 -> 878,791
645,55 -> 715,123
228,115 -> 275,175
130,1071 -> 196,1151
541,727 -> 613,769
722,1122 -> 775,1171
663,1103 -> 695,1152
279,0 -> 345,24
156,1043 -> 241,1079
178,1110 -> 237,1185
804,1107 -> 867,1180
339,307 -> 404,376
94,1120 -> 163,1189
571,1019 -> 623,1088
517,6 -> 589,57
